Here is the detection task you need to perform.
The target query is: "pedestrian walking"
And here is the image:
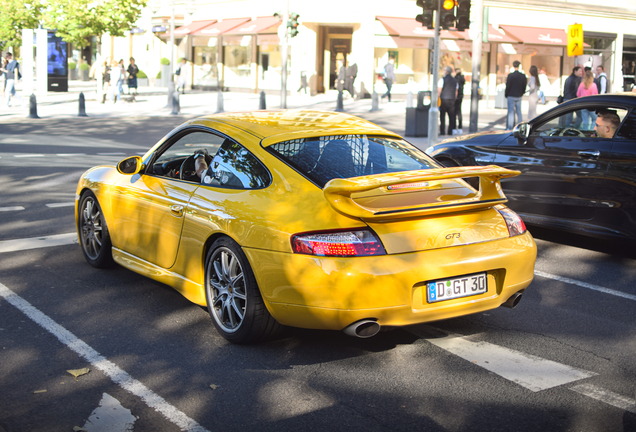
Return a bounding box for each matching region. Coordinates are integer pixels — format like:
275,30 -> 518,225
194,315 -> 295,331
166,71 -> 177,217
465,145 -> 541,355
595,65 -> 609,94
504,60 -> 527,129
175,58 -> 187,93
527,65 -> 540,120
297,70 -> 309,95
108,59 -> 122,103
4,53 -> 24,107
562,66 -> 583,127
0,55 -> 7,98
345,59 -> 358,98
101,58 -> 111,103
454,68 -> 465,132
577,69 -> 599,129
381,57 -> 395,102
117,59 -> 125,98
438,66 -> 457,136
335,59 -> 345,93
127,57 -> 139,95
538,68 -> 549,104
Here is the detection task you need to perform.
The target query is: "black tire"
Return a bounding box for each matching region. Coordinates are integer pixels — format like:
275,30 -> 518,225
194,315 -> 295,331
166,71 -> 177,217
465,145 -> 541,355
78,191 -> 113,268
204,237 -> 282,344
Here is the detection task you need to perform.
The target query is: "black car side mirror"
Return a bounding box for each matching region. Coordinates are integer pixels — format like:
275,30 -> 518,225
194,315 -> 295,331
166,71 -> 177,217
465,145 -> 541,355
512,122 -> 530,142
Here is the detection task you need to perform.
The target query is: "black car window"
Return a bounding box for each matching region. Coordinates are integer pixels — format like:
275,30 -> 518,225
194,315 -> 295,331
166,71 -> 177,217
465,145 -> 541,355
533,106 -> 627,138
201,140 -> 270,189
152,131 -> 225,180
268,135 -> 436,188
616,110 -> 636,140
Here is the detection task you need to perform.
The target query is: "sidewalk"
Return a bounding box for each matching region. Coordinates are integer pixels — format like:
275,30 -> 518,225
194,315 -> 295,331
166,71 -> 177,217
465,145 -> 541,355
0,80 -> 558,151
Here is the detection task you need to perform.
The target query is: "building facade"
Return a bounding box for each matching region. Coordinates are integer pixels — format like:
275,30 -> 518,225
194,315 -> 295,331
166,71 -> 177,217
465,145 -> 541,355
100,0 -> 636,98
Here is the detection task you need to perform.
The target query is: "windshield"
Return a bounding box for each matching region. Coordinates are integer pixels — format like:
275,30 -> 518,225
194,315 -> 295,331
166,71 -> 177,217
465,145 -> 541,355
268,135 -> 436,188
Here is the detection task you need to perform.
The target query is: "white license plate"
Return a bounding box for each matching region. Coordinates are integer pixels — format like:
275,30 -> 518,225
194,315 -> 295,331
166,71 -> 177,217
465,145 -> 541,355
427,273 -> 487,303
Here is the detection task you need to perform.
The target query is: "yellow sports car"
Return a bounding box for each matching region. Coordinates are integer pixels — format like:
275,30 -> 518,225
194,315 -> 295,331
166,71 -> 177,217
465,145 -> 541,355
76,110 -> 536,343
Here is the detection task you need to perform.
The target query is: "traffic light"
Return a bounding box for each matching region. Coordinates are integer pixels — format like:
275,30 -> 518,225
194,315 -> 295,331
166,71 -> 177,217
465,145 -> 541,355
439,0 -> 456,30
288,13 -> 300,38
456,0 -> 471,31
415,0 -> 434,29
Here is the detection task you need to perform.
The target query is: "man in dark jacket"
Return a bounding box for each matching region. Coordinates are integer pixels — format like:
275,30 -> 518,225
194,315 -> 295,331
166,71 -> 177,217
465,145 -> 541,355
438,66 -> 457,135
505,60 -> 527,129
562,66 -> 583,127
454,68 -> 465,131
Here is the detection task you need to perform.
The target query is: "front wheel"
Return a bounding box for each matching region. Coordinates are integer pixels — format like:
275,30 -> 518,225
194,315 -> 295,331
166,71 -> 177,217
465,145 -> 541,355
204,237 -> 282,344
78,192 -> 113,268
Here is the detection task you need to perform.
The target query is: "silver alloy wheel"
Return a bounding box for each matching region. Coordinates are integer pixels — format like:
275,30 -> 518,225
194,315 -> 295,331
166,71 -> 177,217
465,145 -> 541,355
80,197 -> 104,260
208,246 -> 247,333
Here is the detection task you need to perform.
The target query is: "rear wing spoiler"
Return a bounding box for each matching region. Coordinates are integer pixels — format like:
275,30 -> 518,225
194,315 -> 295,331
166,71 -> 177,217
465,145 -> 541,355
323,165 -> 520,220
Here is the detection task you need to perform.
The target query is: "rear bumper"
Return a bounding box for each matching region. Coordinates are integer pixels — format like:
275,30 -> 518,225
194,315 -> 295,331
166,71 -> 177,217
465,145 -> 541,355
244,232 -> 536,331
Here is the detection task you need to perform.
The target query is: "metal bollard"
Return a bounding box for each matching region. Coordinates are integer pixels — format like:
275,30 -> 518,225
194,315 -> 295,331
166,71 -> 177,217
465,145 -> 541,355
216,90 -> 224,113
259,91 -> 266,110
28,94 -> 39,119
78,92 -> 88,117
335,90 -> 344,112
171,91 -> 180,115
166,81 -> 175,108
370,90 -> 379,112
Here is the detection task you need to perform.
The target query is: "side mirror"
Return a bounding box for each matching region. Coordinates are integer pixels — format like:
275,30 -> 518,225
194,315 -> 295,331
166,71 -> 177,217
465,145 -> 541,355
512,122 -> 530,141
117,156 -> 144,175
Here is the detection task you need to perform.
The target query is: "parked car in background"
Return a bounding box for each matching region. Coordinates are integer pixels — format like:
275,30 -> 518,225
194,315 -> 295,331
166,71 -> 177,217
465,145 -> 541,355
427,94 -> 636,242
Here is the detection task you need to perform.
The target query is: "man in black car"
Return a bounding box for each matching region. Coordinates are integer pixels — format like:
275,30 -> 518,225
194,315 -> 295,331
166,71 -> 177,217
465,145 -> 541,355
594,109 -> 620,138
562,66 -> 583,127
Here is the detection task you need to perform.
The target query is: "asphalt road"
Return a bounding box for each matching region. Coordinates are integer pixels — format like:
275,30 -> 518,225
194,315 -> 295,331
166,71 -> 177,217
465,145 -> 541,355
1,116 -> 635,432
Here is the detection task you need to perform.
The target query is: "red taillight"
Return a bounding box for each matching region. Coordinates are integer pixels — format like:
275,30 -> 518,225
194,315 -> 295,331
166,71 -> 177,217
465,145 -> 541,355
291,229 -> 386,257
496,206 -> 526,237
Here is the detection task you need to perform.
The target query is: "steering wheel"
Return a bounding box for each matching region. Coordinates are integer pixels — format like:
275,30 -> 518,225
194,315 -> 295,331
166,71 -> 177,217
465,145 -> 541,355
558,127 -> 585,137
179,155 -> 198,181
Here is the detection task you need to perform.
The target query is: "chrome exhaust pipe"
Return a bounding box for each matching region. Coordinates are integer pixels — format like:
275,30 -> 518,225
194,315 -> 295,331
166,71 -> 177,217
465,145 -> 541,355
343,319 -> 381,338
502,292 -> 523,309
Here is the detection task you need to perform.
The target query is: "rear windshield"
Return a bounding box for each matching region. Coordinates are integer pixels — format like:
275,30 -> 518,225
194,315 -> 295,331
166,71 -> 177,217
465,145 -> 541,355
268,135 -> 436,187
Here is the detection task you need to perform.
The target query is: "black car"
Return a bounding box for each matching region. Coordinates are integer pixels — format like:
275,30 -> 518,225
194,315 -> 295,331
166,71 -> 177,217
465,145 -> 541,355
427,93 -> 636,241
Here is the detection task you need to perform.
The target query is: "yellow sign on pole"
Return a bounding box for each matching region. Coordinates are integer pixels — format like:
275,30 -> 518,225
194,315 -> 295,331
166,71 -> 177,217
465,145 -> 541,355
567,24 -> 583,57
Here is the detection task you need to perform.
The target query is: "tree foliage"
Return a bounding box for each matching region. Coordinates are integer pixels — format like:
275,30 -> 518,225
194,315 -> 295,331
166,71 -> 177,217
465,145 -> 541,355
0,0 -> 43,49
0,0 -> 147,49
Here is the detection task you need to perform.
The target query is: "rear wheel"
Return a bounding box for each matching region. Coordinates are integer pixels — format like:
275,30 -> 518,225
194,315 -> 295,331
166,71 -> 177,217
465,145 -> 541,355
204,237 -> 282,344
78,192 -> 113,268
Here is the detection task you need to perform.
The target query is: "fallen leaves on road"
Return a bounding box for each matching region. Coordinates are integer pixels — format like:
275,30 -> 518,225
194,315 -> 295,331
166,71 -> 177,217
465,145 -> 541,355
67,367 -> 90,380
33,389 -> 47,394
209,384 -> 219,390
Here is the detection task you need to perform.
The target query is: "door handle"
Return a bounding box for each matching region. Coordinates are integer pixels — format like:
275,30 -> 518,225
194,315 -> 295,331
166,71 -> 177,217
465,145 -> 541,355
170,204 -> 184,217
577,150 -> 600,159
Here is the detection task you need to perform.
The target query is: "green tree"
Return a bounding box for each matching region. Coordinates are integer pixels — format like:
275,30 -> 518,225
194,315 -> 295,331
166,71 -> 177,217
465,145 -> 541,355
0,0 -> 43,49
44,0 -> 147,48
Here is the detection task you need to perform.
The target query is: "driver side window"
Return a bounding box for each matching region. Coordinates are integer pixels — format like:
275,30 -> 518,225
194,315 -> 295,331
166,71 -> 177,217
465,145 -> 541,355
152,131 -> 225,180
532,107 -> 627,138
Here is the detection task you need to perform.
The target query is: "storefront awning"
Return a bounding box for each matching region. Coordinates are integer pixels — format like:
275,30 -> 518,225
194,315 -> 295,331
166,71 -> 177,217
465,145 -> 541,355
193,18 -> 251,36
170,20 -> 217,37
223,16 -> 281,35
498,25 -> 567,46
376,16 -> 460,39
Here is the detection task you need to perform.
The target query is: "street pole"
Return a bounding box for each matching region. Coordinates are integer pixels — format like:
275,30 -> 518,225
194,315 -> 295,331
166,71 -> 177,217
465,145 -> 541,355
469,0 -> 484,133
427,0 -> 442,147
169,1 -> 175,77
280,0 -> 289,108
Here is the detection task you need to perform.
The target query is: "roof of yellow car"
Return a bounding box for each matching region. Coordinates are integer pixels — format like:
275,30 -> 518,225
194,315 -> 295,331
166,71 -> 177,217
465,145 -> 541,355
191,110 -> 402,146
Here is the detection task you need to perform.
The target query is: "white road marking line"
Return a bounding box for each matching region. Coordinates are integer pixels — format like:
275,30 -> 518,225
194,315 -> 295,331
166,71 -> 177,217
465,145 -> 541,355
56,153 -> 86,156
14,154 -> 45,158
425,333 -> 596,392
0,206 -> 25,212
45,202 -> 75,208
570,383 -> 636,414
83,393 -> 136,432
535,270 -> 636,302
0,233 -> 77,253
0,282 -> 210,432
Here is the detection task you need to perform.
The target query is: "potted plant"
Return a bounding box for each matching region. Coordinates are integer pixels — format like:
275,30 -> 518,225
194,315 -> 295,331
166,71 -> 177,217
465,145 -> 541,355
137,70 -> 149,87
160,57 -> 171,87
69,61 -> 78,80
79,63 -> 90,81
